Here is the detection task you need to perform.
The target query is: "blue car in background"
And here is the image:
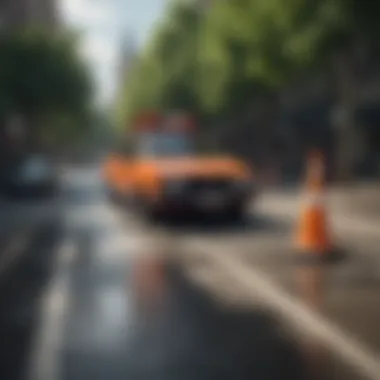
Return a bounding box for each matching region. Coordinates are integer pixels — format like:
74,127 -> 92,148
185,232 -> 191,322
1,154 -> 58,199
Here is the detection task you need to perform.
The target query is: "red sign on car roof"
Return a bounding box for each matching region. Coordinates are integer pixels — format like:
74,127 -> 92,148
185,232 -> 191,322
134,111 -> 163,131
165,112 -> 196,132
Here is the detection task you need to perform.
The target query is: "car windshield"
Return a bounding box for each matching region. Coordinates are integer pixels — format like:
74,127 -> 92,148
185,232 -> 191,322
138,132 -> 193,157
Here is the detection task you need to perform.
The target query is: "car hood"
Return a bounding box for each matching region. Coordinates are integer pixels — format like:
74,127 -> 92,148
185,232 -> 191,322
141,156 -> 252,179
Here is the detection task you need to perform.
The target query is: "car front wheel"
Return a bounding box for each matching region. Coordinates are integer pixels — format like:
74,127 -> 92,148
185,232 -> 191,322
225,203 -> 246,222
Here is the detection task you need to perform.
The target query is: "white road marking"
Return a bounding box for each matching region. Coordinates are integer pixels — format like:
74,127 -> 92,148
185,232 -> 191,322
27,239 -> 76,380
185,262 -> 257,306
182,239 -> 380,380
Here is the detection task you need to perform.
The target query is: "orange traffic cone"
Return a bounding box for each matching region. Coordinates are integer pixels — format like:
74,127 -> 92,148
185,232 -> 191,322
294,152 -> 332,378
295,151 -> 339,264
294,151 -> 349,378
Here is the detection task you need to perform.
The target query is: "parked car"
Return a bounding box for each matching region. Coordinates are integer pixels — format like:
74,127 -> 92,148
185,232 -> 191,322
1,154 -> 58,199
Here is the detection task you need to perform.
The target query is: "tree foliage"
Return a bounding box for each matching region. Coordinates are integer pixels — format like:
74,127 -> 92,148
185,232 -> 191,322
0,28 -> 93,141
117,0 -> 380,129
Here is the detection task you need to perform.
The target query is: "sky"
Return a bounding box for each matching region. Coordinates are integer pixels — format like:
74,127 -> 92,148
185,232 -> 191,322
59,0 -> 167,105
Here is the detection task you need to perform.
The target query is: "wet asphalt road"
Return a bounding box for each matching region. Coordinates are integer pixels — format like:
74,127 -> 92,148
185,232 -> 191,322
0,217 -> 63,380
58,241 -> 305,380
58,236 -> 305,380
0,166 -> 307,380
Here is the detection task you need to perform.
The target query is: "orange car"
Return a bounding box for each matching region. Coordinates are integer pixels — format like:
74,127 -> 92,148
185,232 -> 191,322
104,114 -> 257,220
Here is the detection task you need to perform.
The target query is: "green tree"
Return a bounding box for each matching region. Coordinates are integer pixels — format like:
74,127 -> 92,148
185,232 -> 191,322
196,0 -> 380,178
117,0 -> 380,179
117,1 -> 202,129
0,28 -> 93,147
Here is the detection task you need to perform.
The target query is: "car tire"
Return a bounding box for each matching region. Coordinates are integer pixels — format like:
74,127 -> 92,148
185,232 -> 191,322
225,203 -> 246,222
147,208 -> 163,223
137,197 -> 163,223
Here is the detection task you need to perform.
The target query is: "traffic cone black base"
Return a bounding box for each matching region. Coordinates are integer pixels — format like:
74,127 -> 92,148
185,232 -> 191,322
294,246 -> 347,266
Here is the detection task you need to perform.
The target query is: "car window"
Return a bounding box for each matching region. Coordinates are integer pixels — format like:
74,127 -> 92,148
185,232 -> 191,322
138,132 -> 193,157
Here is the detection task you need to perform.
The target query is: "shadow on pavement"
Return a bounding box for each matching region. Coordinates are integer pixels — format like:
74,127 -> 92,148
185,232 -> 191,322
153,213 -> 290,235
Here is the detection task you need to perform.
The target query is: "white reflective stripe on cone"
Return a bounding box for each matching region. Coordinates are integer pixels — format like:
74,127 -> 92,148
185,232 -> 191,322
303,192 -> 325,206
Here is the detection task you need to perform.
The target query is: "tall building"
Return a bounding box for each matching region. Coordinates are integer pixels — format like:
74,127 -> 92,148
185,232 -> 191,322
118,30 -> 137,85
112,30 -> 138,126
115,29 -> 138,105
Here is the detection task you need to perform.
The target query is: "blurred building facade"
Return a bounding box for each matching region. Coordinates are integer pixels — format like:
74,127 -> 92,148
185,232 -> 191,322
0,0 -> 58,29
117,31 -> 137,89
113,31 -> 138,139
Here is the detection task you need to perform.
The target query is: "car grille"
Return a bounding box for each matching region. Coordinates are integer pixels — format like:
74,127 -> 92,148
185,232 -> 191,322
185,178 -> 232,193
